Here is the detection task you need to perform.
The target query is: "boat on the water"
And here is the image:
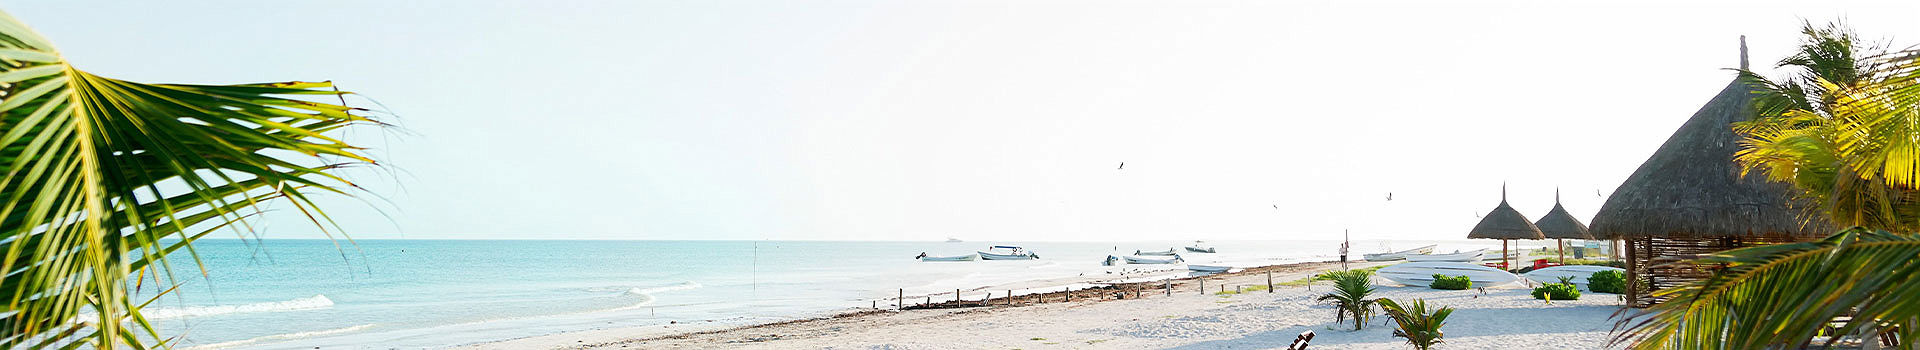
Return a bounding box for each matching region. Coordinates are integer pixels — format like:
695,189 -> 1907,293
1187,264 -> 1233,273
1184,241 -> 1216,253
1403,249 -> 1486,263
915,252 -> 979,262
1522,265 -> 1624,288
1134,248 -> 1177,256
1362,244 -> 1437,261
1122,255 -> 1183,264
1103,255 -> 1121,266
945,237 -> 963,243
978,246 -> 1038,260
1376,261 -> 1519,286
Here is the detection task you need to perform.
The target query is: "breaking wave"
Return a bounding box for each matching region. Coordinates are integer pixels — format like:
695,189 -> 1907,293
144,295 -> 334,320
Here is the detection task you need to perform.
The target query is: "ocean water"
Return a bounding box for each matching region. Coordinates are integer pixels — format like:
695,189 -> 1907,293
142,239 -> 1507,349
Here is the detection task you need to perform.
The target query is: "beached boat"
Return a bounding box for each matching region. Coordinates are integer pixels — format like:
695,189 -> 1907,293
1522,265 -> 1624,288
1122,255 -> 1183,264
978,246 -> 1038,260
915,253 -> 978,262
1376,261 -> 1519,286
1403,249 -> 1486,263
1134,248 -> 1177,256
1187,264 -> 1233,273
1361,244 -> 1437,261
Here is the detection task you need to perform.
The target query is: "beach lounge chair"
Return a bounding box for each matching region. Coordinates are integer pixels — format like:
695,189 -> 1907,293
1288,330 -> 1314,350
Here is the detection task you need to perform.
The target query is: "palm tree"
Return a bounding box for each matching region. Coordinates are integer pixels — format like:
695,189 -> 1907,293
0,10 -> 386,349
1316,269 -> 1378,331
1614,22 -> 1920,348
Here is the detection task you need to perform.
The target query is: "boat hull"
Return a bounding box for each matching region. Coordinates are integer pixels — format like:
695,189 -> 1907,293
1403,249 -> 1486,263
978,251 -> 1035,260
1377,261 -> 1519,286
1522,265 -> 1624,288
1135,249 -> 1177,256
1184,247 -> 1216,253
1122,256 -> 1182,264
1362,245 -> 1438,261
919,254 -> 979,262
1187,264 -> 1233,273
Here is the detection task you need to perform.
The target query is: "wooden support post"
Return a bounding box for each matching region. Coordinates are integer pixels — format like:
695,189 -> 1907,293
956,289 -> 961,303
1006,290 -> 1012,306
1198,278 -> 1204,294
1267,271 -> 1274,293
1165,280 -> 1172,296
898,289 -> 904,311
1625,238 -> 1639,307
872,300 -> 876,309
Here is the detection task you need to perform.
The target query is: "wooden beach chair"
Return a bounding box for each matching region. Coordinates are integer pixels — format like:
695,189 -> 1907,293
1288,330 -> 1314,350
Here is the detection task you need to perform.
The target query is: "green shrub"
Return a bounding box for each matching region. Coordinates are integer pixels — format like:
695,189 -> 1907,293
1379,298 -> 1452,350
1532,281 -> 1581,300
1587,270 -> 1626,294
1428,274 -> 1471,290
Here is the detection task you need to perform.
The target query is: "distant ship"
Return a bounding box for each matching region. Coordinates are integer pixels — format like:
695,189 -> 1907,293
945,238 -> 963,243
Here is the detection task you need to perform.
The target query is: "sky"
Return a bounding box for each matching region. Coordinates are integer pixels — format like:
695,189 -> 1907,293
11,0 -> 1920,241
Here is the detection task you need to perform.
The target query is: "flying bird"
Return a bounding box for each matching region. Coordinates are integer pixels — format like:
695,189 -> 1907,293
1385,192 -> 1393,201
1596,189 -> 1603,198
1474,211 -> 1482,218
1118,162 -> 1125,170
1272,204 -> 1279,209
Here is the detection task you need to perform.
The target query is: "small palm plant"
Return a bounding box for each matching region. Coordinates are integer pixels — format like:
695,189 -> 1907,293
1316,269 -> 1378,330
1379,298 -> 1453,350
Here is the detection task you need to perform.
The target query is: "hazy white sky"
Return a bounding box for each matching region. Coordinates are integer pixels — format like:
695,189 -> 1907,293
13,0 -> 1919,241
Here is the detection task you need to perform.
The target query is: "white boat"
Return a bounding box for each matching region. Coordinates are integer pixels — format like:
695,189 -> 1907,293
1403,249 -> 1486,263
1103,255 -> 1122,266
915,252 -> 978,262
1362,245 -> 1437,261
1122,255 -> 1183,264
945,238 -> 963,243
978,246 -> 1038,260
1184,246 -> 1216,253
1187,264 -> 1234,273
1523,265 -> 1624,288
1135,248 -> 1177,256
1376,262 -> 1520,287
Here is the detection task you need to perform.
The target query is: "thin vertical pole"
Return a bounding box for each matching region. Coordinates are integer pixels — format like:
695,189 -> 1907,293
898,289 -> 903,311
956,289 -> 961,303
1267,271 -> 1274,293
1006,290 -> 1012,306
1199,278 -> 1204,294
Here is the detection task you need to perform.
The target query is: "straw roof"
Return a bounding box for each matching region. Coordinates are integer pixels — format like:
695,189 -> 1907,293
1588,71 -> 1831,239
1535,192 -> 1593,240
1468,189 -> 1546,240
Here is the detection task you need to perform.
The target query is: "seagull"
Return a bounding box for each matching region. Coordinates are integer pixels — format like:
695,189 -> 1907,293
1596,189 -> 1603,197
1118,162 -> 1125,170
1474,211 -> 1482,218
1272,204 -> 1279,209
1385,192 -> 1393,201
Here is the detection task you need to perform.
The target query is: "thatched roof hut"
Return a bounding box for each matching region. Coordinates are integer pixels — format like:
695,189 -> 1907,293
1535,192 -> 1592,240
1588,36 -> 1832,307
1467,187 -> 1542,269
1467,198 -> 1545,240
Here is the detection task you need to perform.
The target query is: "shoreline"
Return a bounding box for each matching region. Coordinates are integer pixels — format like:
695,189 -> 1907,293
460,259 -> 1371,349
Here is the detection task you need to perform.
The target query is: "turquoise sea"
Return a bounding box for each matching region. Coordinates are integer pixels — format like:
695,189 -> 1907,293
146,239 -> 1505,349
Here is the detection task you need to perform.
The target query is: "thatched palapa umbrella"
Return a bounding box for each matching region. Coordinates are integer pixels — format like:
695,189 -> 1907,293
1588,36 -> 1833,307
1467,186 -> 1545,270
1534,189 -> 1593,264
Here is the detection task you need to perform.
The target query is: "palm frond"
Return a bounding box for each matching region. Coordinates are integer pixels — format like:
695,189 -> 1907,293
0,9 -> 384,349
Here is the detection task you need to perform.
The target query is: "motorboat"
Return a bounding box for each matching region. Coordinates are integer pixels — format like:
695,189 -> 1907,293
1376,261 -> 1519,286
1134,248 -> 1177,256
978,246 -> 1038,260
1361,244 -> 1437,261
1187,264 -> 1233,273
1122,255 -> 1184,264
1103,255 -> 1121,266
1184,241 -> 1216,253
1403,249 -> 1486,263
915,252 -> 978,262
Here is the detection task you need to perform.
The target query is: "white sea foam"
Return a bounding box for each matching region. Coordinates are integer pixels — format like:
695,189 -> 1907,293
144,295 -> 334,320
182,323 -> 376,350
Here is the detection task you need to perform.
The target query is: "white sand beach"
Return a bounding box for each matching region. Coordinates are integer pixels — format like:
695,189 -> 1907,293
468,262 -> 1627,349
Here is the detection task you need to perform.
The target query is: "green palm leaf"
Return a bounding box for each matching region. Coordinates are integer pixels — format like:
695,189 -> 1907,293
0,10 -> 384,349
